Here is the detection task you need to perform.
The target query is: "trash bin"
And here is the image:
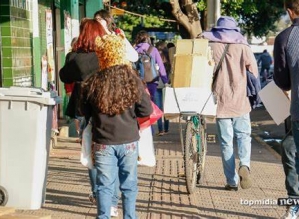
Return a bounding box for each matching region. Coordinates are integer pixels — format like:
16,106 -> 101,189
0,86 -> 60,210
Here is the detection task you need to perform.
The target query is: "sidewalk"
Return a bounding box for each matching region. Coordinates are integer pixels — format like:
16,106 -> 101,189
16,107 -> 288,218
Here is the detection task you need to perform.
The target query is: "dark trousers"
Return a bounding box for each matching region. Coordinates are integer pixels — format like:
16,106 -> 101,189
281,134 -> 299,198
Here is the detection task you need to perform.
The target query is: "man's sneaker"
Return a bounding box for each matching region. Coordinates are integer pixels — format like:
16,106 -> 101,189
238,166 -> 252,189
88,193 -> 96,205
111,206 -> 119,217
281,205 -> 299,219
224,184 -> 238,191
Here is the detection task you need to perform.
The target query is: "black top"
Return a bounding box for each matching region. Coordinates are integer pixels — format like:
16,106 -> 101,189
273,17 -> 299,121
273,18 -> 299,91
59,51 -> 99,118
84,79 -> 153,145
59,51 -> 99,83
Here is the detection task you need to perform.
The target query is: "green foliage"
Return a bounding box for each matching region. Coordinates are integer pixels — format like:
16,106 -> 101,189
113,0 -> 175,41
197,0 -> 207,11
113,0 -> 285,40
221,0 -> 285,37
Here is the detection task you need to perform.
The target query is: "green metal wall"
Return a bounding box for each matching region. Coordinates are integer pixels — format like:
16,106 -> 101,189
86,0 -> 103,18
0,0 -> 103,119
0,0 -> 33,87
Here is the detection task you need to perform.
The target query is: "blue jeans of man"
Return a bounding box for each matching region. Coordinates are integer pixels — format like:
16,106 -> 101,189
216,113 -> 252,186
154,88 -> 169,133
94,142 -> 138,219
88,168 -> 119,206
289,121 -> 299,198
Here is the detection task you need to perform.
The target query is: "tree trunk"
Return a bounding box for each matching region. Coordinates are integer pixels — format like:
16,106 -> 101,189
169,0 -> 202,39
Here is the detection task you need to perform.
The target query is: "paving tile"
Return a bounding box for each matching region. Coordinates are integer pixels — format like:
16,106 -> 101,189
13,108 -> 289,218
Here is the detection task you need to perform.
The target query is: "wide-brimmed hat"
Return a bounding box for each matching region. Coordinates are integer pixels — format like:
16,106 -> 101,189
212,16 -> 240,32
202,16 -> 248,45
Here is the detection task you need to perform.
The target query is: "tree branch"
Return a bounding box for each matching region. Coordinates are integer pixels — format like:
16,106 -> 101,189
170,0 -> 202,39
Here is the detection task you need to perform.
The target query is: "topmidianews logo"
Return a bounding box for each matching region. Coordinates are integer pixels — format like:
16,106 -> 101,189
278,198 -> 299,206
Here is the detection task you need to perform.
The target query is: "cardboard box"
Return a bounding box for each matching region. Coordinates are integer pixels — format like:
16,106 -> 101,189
163,87 -> 217,119
172,39 -> 214,88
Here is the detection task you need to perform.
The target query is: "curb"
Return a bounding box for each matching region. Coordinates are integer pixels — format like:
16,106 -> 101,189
251,131 -> 281,160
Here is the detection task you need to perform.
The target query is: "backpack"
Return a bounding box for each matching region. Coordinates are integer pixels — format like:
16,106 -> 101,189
135,46 -> 159,83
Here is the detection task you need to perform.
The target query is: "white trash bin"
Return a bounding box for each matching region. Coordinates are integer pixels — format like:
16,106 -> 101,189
0,86 -> 60,210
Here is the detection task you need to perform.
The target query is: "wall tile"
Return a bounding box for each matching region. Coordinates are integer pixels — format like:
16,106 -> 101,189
1,26 -> 11,36
2,68 -> 12,78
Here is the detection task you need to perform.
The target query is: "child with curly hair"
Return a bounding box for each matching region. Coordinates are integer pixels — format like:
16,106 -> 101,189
81,23 -> 152,218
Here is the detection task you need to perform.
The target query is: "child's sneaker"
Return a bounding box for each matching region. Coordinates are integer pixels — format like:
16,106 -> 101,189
281,205 -> 299,219
110,206 -> 119,217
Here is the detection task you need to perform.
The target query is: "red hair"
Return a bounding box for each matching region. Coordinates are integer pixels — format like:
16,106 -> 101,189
73,19 -> 106,52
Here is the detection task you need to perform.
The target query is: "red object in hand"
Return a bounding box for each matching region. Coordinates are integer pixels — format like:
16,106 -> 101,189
115,28 -> 120,34
115,28 -> 121,34
137,101 -> 163,131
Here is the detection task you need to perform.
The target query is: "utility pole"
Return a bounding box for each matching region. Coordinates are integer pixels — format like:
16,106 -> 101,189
206,0 -> 220,30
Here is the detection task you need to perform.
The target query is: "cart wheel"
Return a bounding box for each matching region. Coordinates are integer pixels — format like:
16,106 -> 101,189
184,121 -> 197,194
196,122 -> 207,185
0,185 -> 8,206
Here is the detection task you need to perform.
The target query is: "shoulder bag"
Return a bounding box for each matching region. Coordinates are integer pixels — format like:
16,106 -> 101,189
211,44 -> 229,92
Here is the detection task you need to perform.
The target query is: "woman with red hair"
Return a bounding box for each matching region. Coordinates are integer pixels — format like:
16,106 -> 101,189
59,18 -> 110,208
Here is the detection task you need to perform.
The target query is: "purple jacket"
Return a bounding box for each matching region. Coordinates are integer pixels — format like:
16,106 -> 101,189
135,42 -> 168,84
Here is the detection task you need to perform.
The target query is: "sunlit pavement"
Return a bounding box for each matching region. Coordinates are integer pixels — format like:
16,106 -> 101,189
16,106 -> 288,219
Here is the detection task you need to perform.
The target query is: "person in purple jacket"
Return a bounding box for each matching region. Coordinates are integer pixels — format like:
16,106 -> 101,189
134,30 -> 169,101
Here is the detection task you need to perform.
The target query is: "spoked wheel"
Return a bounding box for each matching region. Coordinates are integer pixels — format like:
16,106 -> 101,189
184,121 -> 198,194
197,118 -> 207,185
0,185 -> 8,206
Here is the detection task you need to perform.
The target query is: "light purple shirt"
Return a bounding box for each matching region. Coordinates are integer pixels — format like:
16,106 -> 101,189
135,42 -> 168,84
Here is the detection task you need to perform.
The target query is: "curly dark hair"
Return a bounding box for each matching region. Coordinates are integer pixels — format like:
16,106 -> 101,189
83,64 -> 142,115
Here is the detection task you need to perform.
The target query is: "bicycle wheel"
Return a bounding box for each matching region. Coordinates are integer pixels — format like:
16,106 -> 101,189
197,118 -> 207,184
184,121 -> 197,194
0,185 -> 8,206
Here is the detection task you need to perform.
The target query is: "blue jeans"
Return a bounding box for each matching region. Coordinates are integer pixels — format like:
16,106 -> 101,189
147,82 -> 158,134
146,82 -> 158,101
88,168 -> 120,206
154,88 -> 169,133
75,116 -> 85,138
216,113 -> 252,186
281,133 -> 299,199
94,142 -> 138,219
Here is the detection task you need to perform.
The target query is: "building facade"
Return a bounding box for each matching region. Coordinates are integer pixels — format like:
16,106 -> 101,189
0,0 -> 103,117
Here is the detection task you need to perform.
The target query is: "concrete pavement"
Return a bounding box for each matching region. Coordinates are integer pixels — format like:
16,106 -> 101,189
15,106 -> 288,219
